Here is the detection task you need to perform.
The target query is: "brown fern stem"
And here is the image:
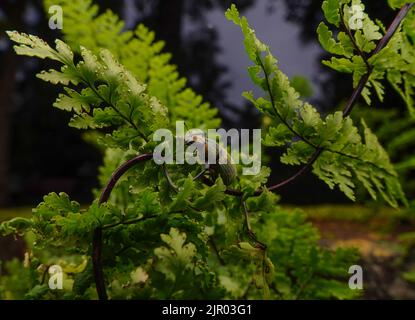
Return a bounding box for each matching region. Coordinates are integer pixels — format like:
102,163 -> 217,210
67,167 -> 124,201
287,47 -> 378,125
93,153 -> 153,300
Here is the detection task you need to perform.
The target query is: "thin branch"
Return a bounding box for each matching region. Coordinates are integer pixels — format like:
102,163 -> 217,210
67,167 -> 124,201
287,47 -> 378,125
342,72 -> 372,117
98,153 -> 153,204
209,237 -> 226,266
92,153 -> 153,300
267,148 -> 324,192
162,164 -> 179,192
371,3 -> 414,57
102,214 -> 158,230
242,200 -> 267,250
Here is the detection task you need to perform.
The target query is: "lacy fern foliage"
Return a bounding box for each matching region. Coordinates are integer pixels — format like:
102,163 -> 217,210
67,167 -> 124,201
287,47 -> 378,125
226,4 -> 406,207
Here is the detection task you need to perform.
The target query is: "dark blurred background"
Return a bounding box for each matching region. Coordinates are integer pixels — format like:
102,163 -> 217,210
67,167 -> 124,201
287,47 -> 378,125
0,0 -> 404,208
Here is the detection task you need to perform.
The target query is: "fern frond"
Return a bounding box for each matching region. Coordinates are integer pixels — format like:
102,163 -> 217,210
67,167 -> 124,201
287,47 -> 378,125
43,0 -> 220,129
7,31 -> 168,150
226,4 -> 406,207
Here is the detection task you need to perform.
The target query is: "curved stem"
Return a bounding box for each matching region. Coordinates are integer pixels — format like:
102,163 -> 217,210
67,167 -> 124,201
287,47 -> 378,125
98,153 -> 153,204
267,148 -> 324,192
372,3 -> 414,57
92,153 -> 153,300
242,200 -> 267,250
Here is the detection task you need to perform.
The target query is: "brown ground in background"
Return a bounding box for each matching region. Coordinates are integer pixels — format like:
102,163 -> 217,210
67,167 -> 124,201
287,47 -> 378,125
311,218 -> 415,299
